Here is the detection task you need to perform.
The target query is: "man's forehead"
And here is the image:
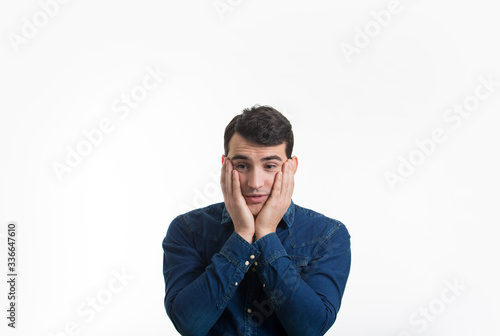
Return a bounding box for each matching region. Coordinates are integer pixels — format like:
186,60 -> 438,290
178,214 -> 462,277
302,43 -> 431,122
228,133 -> 286,160
230,153 -> 283,162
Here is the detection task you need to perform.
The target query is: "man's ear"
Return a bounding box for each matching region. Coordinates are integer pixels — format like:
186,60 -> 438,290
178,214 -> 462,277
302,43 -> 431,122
291,156 -> 298,174
221,154 -> 226,165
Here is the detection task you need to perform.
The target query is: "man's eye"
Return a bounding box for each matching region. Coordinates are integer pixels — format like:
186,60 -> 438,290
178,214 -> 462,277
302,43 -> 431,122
235,164 -> 247,170
265,164 -> 277,169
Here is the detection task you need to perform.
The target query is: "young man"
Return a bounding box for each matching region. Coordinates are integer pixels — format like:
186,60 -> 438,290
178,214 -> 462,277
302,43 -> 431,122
162,105 -> 351,335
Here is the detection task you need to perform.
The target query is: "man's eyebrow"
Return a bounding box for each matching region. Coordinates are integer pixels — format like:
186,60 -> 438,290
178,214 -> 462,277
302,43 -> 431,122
230,155 -> 283,162
230,155 -> 250,161
261,155 -> 283,162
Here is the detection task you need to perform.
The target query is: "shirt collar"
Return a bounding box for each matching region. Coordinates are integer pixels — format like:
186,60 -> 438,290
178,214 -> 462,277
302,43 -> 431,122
221,199 -> 296,228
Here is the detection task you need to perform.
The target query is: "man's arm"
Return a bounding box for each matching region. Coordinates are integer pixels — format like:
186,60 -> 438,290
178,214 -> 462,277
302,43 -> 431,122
163,158 -> 259,335
249,158 -> 351,335
254,223 -> 351,336
163,216 -> 260,336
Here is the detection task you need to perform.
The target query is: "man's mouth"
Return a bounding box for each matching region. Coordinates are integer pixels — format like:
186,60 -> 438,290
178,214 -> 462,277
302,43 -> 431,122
244,194 -> 267,203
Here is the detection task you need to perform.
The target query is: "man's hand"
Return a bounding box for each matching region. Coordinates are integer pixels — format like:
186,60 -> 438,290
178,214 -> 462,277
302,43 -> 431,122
255,159 -> 295,240
220,157 -> 255,243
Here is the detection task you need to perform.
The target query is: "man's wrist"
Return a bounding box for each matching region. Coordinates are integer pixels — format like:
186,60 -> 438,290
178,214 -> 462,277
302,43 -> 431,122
236,231 -> 254,244
254,230 -> 273,241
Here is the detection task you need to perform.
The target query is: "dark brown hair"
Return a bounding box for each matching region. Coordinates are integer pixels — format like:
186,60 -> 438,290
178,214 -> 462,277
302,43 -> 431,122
224,105 -> 294,158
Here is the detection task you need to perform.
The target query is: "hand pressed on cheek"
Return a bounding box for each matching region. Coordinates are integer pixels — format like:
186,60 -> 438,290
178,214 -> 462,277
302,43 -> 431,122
254,159 -> 295,240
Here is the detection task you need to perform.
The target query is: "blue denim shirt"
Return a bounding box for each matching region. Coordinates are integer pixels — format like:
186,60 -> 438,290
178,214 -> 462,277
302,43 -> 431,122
162,200 -> 351,336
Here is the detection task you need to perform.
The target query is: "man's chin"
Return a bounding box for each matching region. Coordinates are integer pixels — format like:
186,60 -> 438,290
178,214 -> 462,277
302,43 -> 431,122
247,203 -> 264,217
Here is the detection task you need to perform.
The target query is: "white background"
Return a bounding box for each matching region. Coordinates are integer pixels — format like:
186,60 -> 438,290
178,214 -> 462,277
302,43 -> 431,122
1,0 -> 500,335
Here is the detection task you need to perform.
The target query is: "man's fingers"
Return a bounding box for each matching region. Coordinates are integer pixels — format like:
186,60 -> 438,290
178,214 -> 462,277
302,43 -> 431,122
288,159 -> 294,187
220,158 -> 226,189
232,169 -> 243,200
271,169 -> 282,199
281,159 -> 294,201
282,160 -> 290,199
221,158 -> 233,200
286,159 -> 295,199
225,159 -> 234,198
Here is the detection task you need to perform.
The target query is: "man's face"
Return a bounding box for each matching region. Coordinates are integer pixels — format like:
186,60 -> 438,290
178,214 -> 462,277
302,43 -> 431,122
223,132 -> 297,217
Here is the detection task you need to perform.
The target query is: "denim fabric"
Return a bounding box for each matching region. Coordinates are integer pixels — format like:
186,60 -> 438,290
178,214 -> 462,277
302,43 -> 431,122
162,200 -> 351,336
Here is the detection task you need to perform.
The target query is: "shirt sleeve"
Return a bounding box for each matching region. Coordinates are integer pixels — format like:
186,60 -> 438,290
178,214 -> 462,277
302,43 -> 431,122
162,215 -> 261,336
253,222 -> 351,336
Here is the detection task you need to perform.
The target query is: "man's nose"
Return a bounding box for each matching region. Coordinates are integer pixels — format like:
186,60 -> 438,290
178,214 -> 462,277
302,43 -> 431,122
247,169 -> 264,190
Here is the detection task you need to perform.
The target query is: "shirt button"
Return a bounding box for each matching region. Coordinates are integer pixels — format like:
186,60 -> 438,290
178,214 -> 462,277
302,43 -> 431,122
262,284 -> 266,288
254,261 -> 258,266
247,308 -> 252,314
234,282 -> 238,286
250,255 -> 255,259
244,261 -> 250,266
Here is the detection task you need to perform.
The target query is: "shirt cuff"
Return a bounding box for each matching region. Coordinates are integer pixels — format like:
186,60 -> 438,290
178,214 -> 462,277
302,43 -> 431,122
220,231 -> 261,272
253,233 -> 287,267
